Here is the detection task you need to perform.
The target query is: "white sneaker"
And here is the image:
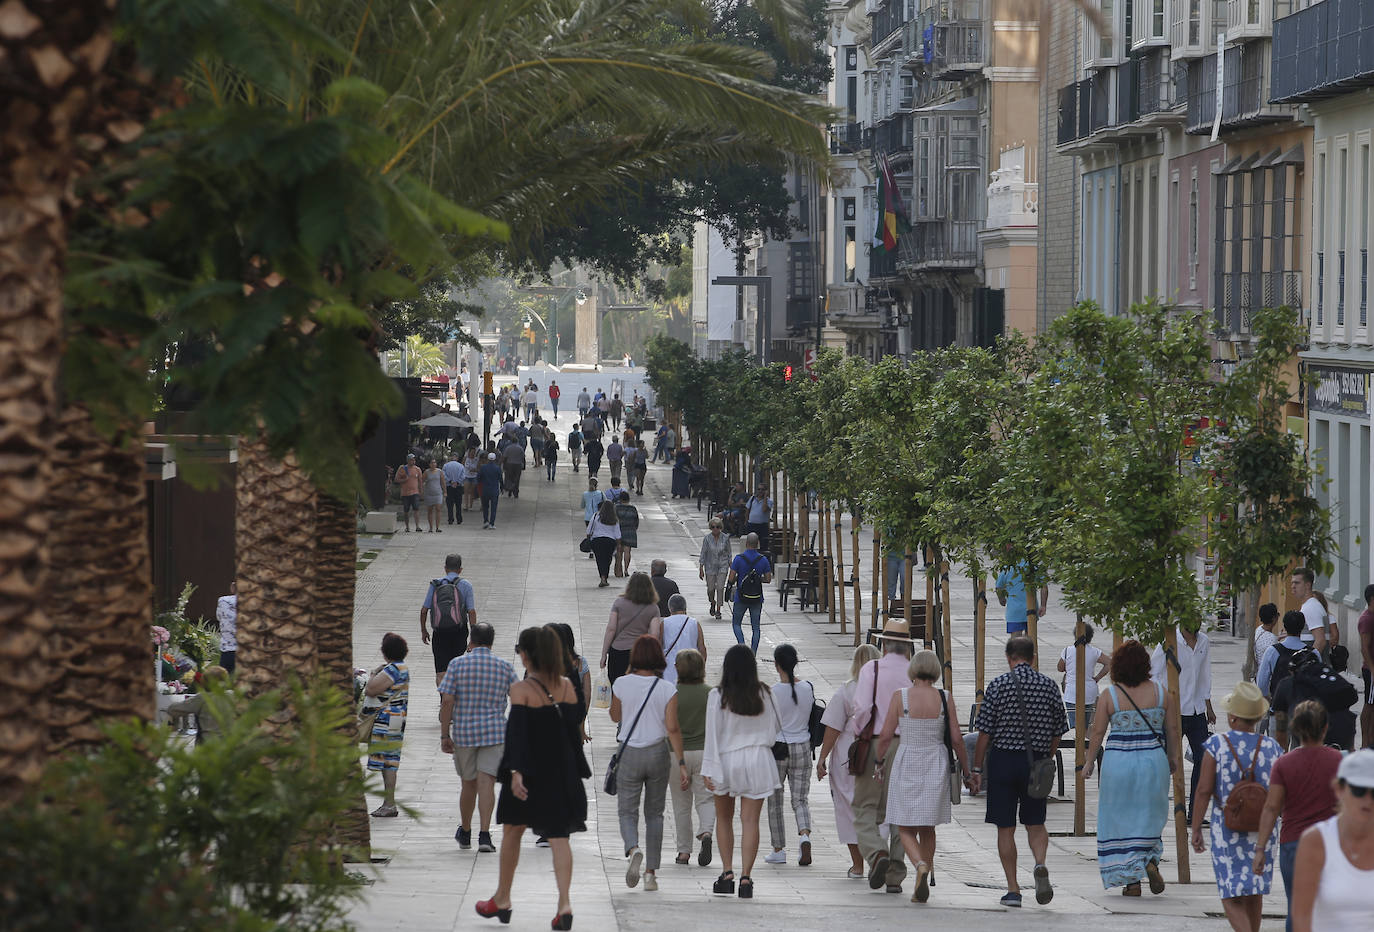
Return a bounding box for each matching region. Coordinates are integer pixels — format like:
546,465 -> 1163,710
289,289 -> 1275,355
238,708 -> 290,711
764,849 -> 786,864
642,872 -> 658,891
626,847 -> 643,887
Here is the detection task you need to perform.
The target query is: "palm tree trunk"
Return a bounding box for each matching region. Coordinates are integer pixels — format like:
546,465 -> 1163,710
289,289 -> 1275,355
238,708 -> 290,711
0,1 -> 116,799
46,407 -> 153,751
235,436 -> 318,712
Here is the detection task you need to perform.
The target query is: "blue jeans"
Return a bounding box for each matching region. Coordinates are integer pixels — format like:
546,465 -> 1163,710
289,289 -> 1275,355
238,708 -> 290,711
546,459 -> 557,480
884,553 -> 905,600
1181,713 -> 1209,823
481,493 -> 498,526
1279,839 -> 1299,932
731,599 -> 763,653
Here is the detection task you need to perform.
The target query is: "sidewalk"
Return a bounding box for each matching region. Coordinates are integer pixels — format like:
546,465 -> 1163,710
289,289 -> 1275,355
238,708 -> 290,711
347,455 -> 1256,931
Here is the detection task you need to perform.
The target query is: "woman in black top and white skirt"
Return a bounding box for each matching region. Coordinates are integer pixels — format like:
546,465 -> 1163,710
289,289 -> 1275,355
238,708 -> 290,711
477,627 -> 589,930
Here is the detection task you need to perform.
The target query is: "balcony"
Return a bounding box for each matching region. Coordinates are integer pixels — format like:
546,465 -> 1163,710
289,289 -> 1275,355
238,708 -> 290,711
1271,0 -> 1374,103
1226,0 -> 1297,43
932,22 -> 984,80
830,122 -> 865,155
871,114 -> 913,159
1222,41 -> 1294,127
1216,270 -> 1303,334
870,244 -> 900,280
899,220 -> 979,271
871,3 -> 910,52
826,284 -> 877,321
1133,50 -> 1187,122
1056,70 -> 1129,149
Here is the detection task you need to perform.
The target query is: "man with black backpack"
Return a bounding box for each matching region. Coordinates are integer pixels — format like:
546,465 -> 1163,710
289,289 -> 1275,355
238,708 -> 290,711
420,553 -> 478,685
1258,610 -> 1309,700
727,532 -> 772,654
1272,648 -> 1359,750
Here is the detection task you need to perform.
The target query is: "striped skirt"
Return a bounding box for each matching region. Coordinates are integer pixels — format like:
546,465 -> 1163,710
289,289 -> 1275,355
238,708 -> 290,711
1097,729 -> 1170,889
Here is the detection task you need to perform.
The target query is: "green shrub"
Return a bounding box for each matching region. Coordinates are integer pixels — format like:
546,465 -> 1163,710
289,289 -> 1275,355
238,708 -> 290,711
0,679 -> 369,931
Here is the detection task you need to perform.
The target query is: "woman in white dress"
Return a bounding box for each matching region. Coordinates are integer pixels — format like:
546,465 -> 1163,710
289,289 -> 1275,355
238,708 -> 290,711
875,650 -> 972,904
702,643 -> 781,899
815,643 -> 881,878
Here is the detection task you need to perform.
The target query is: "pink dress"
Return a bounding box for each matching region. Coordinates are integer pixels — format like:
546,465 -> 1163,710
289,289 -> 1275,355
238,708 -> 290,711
820,681 -> 888,845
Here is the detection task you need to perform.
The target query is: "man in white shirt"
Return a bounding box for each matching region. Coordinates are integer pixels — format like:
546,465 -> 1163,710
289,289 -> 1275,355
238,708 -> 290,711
658,594 -> 705,685
1151,628 -> 1215,821
1291,567 -> 1330,653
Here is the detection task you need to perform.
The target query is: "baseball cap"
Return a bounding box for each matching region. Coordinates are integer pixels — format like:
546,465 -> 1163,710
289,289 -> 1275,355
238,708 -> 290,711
406,453 -> 415,459
1337,749 -> 1374,789
487,453 -> 496,460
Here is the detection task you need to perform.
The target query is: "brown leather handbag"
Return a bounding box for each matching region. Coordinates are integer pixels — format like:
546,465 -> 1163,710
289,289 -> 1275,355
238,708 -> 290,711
847,661 -> 880,776
1220,734 -> 1267,833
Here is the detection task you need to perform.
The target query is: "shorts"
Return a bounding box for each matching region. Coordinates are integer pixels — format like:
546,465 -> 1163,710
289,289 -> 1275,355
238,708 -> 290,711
431,625 -> 468,673
984,746 -> 1049,828
1364,668 -> 1372,705
453,743 -> 504,781
402,494 -> 420,513
1006,621 -> 1028,634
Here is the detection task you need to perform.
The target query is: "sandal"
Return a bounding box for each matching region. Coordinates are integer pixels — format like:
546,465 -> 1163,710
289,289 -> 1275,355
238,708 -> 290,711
674,853 -> 690,865
1145,858 -> 1165,895
712,871 -> 735,895
1122,882 -> 1142,897
738,875 -> 753,899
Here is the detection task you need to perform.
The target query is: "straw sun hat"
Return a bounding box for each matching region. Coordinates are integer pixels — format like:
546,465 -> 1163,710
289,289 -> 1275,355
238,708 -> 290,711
1222,681 -> 1269,721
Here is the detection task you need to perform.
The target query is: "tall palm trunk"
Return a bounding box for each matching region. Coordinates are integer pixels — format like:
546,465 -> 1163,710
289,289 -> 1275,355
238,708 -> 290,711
0,2 -> 116,799
46,407 -> 152,751
235,436 -> 318,711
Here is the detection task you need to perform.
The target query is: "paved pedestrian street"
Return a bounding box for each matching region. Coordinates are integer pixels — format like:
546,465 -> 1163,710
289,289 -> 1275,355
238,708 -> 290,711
349,458 -> 1262,931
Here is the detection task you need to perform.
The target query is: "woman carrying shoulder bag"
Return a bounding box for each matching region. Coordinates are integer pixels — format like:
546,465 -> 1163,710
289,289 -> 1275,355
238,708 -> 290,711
600,572 -> 661,682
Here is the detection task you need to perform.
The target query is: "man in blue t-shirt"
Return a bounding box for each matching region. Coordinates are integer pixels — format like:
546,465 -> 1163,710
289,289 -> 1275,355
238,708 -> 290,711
727,533 -> 773,654
476,453 -> 504,529
995,563 -> 1048,634
744,485 -> 773,552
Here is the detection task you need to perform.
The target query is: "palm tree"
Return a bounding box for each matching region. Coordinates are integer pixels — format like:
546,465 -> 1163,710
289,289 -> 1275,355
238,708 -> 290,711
0,1 -> 121,801
385,335 -> 445,378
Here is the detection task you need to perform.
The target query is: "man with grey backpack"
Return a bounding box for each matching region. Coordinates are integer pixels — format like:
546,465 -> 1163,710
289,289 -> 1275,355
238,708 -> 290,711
420,553 -> 478,685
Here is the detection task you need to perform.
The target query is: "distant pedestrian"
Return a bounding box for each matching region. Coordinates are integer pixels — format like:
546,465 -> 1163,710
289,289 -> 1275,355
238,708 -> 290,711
1057,623 -> 1109,729
394,453 -> 423,532
698,518 -> 732,618
664,425 -> 677,460
610,394 -> 624,430
365,633 -> 411,818
501,438 -> 525,498
610,635 -> 685,893
477,453 -> 503,529
524,382 -> 540,420
462,445 -> 481,511
973,635 -> 1068,908
815,644 -> 883,879
587,500 -> 621,588
577,387 -> 591,418
727,533 -> 772,654
440,623 -> 518,855
614,488 -> 639,578
584,433 -> 604,478
600,571 -> 661,680
420,553 -> 478,685
1286,749 -> 1374,931
477,626 -> 588,928
1190,681 -> 1283,932
1252,700 -> 1341,932
216,582 -> 237,673
668,648 -> 715,866
994,563 -> 1048,634
633,441 -> 648,494
567,426 -> 583,472
548,381 -> 561,418
764,644 -> 814,867
581,478 -> 604,528
659,594 -> 705,686
544,434 -> 559,480
652,423 -> 668,463
702,644 -> 782,899
421,458 -> 445,532
650,560 -> 679,618
443,451 -> 465,526
875,649 -> 972,904
528,418 -> 544,467
607,435 -> 624,483
744,485 -> 773,553
1081,640 -> 1175,896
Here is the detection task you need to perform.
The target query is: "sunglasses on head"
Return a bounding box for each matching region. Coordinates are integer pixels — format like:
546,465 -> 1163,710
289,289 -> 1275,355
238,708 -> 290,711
1342,780 -> 1372,798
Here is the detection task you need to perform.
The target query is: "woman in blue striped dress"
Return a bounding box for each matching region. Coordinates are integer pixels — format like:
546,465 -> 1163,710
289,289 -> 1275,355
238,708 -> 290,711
1082,640 -> 1179,895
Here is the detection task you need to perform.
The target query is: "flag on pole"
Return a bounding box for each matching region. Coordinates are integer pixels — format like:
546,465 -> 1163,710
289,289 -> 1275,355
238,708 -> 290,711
872,153 -> 911,252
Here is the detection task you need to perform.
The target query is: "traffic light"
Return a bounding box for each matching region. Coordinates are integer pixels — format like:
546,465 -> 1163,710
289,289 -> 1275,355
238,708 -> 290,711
784,364 -> 793,383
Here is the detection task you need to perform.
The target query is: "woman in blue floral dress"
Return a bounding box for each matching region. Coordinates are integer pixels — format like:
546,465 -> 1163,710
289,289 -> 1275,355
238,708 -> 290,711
365,633 -> 411,818
1190,681 -> 1282,932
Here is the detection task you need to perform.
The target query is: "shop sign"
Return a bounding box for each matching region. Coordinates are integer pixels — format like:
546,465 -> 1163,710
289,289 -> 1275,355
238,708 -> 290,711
1307,365 -> 1371,418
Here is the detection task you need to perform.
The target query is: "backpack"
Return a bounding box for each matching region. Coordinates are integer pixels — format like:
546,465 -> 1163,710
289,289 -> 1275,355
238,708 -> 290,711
568,431 -> 581,450
1219,734 -> 1267,833
431,577 -> 470,633
1290,654 -> 1359,746
738,553 -> 766,601
1270,641 -> 1300,696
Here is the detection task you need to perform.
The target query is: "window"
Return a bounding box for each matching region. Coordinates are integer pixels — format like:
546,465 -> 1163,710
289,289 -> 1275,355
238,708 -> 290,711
843,197 -> 856,221
1188,171 -> 1199,291
899,73 -> 914,108
845,46 -> 858,72
1316,151 -> 1326,327
844,227 -> 857,282
1338,147 -> 1348,327
789,243 -> 813,299
1149,168 -> 1160,297
1362,144 -> 1369,331
846,76 -> 857,117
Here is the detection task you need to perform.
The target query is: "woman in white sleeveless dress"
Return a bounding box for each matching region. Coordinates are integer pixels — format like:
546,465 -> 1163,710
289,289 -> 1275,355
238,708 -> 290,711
875,650 -> 972,904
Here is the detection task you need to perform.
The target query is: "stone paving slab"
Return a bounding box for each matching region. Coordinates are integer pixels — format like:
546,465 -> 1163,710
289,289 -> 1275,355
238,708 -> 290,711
348,452 -> 1254,930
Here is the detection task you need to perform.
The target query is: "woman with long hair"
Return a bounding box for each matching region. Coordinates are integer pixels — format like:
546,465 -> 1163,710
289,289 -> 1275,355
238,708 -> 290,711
609,635 -> 686,892
816,643 -> 881,878
667,648 -> 715,866
1288,749 -> 1374,931
477,626 -> 589,929
587,499 -> 620,587
1251,700 -> 1342,932
600,571 -> 662,683
702,643 -> 782,899
421,458 -> 444,532
764,644 -> 815,866
1083,640 -> 1177,896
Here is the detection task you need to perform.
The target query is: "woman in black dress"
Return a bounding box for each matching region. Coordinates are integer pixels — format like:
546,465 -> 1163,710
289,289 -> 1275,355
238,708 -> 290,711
476,626 -> 589,930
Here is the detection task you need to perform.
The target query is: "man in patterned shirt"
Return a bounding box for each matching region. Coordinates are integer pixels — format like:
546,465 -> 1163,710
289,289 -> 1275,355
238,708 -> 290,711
973,635 -> 1068,909
439,623 -> 518,854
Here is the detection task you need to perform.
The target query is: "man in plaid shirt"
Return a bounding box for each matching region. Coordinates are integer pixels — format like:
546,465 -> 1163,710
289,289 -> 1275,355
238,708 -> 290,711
439,623 -> 518,853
